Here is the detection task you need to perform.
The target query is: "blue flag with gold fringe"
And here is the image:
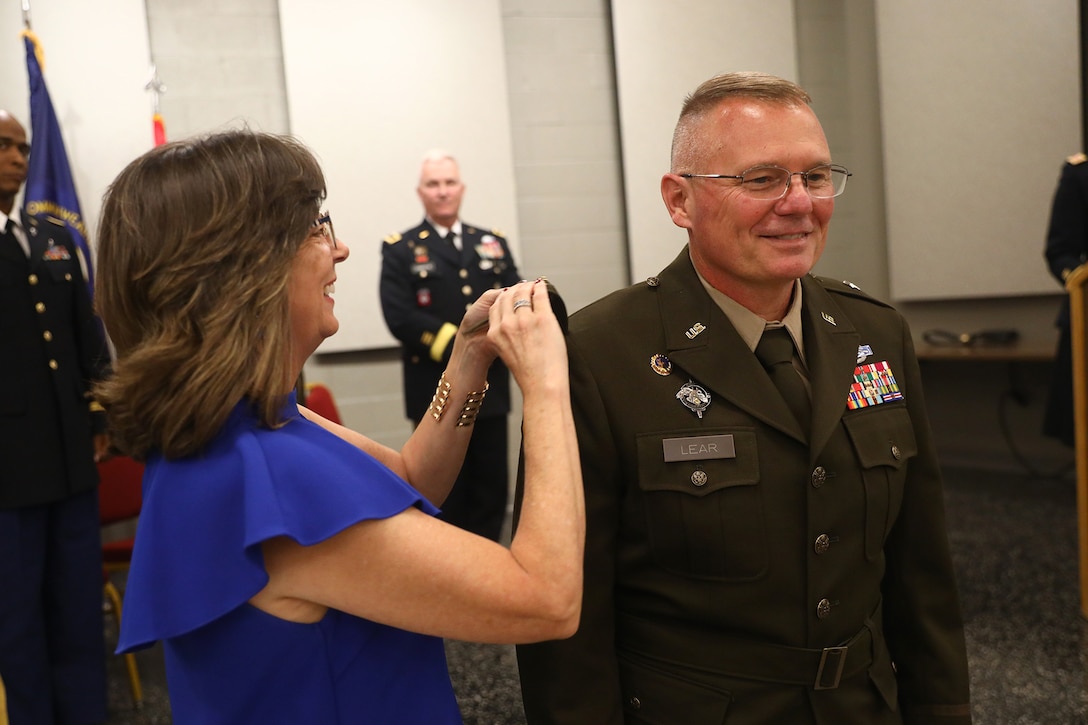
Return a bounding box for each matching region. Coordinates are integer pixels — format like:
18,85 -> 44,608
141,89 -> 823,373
22,31 -> 93,292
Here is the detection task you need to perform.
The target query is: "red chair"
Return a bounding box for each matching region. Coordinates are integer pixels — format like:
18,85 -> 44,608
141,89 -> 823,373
304,382 -> 343,425
99,455 -> 143,571
98,455 -> 145,708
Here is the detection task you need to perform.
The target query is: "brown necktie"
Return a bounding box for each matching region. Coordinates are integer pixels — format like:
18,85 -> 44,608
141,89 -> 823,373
755,327 -> 811,434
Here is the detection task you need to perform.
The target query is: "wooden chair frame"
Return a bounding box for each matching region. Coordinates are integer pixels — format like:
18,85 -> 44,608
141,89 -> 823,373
1066,264 -> 1088,618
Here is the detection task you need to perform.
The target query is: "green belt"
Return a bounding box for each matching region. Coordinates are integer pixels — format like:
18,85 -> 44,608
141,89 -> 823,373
616,612 -> 875,690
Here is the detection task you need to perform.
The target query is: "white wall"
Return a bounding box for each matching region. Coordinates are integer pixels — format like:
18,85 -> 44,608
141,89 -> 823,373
0,1 -> 154,251
610,1 -> 799,282
279,0 -> 521,353
877,0 -> 1081,301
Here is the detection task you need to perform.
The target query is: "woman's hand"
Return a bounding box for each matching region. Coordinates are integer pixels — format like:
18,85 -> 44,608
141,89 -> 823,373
485,279 -> 567,397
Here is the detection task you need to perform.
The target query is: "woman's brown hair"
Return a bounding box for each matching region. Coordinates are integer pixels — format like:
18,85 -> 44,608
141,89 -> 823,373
94,130 -> 325,459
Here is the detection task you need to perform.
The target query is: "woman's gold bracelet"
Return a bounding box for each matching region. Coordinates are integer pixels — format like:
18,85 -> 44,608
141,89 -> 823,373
456,382 -> 489,428
427,373 -> 453,422
426,373 -> 489,427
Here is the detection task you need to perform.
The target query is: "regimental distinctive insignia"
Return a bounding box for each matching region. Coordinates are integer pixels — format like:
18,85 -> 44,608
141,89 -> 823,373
419,229 -> 431,240
676,380 -> 711,418
685,322 -> 707,340
650,354 -> 673,376
856,344 -> 873,363
846,361 -> 904,409
822,311 -> 836,326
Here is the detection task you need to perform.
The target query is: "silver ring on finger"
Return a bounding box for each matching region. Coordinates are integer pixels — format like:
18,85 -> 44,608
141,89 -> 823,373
512,299 -> 532,312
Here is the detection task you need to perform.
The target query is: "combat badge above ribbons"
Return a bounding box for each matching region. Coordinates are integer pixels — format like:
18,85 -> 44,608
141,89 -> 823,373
846,360 -> 904,409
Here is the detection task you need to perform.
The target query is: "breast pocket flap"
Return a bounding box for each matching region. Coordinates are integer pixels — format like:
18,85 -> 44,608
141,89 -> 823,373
842,406 -> 917,470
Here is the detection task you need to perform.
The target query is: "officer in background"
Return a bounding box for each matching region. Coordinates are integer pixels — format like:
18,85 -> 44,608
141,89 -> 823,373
380,150 -> 522,541
0,110 -> 110,723
1042,152 -> 1088,447
515,72 -> 971,724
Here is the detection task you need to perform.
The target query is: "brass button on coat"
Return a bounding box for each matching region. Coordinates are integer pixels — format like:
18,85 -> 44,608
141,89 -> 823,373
28,274 -> 38,285
814,534 -> 831,554
48,360 -> 58,370
816,598 -> 832,619
42,330 -> 53,342
891,445 -> 902,460
35,302 -> 46,313
811,466 -> 827,488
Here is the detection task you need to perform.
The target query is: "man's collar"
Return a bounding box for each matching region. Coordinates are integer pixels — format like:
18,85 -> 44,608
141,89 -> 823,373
425,217 -> 462,238
692,264 -> 806,360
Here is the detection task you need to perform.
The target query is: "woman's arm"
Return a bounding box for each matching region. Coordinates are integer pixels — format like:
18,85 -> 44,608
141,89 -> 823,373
268,280 -> 584,643
298,284 -> 500,505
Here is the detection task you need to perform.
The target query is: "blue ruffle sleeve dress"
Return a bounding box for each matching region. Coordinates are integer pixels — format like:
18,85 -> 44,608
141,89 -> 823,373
116,392 -> 462,723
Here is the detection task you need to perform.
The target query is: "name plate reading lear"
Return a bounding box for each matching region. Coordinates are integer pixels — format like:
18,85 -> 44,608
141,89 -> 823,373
662,434 -> 736,462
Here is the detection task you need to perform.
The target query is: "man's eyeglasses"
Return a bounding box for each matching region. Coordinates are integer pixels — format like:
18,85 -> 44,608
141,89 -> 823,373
311,210 -> 336,250
680,164 -> 851,200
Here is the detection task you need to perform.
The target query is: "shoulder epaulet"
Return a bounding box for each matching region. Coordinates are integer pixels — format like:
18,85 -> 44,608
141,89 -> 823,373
26,214 -> 63,230
491,228 -> 505,237
1068,152 -> 1087,165
814,275 -> 894,309
383,232 -> 403,245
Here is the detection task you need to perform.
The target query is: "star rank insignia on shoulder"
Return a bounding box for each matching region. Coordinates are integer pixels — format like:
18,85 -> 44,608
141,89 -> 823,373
1068,152 -> 1087,165
383,232 -> 403,245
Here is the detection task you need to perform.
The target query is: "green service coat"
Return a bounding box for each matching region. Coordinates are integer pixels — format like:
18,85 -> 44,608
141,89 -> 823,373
517,248 -> 971,725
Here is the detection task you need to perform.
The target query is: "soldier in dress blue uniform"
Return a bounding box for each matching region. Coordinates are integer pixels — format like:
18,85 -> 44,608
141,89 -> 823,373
380,151 -> 522,541
0,111 -> 110,723
516,73 -> 971,724
1042,152 -> 1088,447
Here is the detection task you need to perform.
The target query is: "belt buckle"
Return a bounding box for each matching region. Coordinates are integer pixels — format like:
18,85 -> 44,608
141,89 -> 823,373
814,645 -> 848,690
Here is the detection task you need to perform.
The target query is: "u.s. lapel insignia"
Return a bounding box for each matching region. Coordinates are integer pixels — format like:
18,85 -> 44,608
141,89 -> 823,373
856,344 -> 873,363
685,322 -> 706,339
676,379 -> 711,418
650,354 -> 673,376
822,311 -> 836,326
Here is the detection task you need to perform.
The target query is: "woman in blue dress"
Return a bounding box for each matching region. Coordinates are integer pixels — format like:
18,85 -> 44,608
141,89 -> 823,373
92,130 -> 582,723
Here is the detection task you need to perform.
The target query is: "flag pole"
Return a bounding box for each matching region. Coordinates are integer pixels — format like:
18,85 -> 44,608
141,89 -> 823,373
21,0 -> 30,30
143,2 -> 167,146
145,65 -> 167,145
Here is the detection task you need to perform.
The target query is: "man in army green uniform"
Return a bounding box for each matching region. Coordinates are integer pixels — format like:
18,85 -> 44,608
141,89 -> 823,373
380,151 -> 521,541
516,72 -> 972,724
